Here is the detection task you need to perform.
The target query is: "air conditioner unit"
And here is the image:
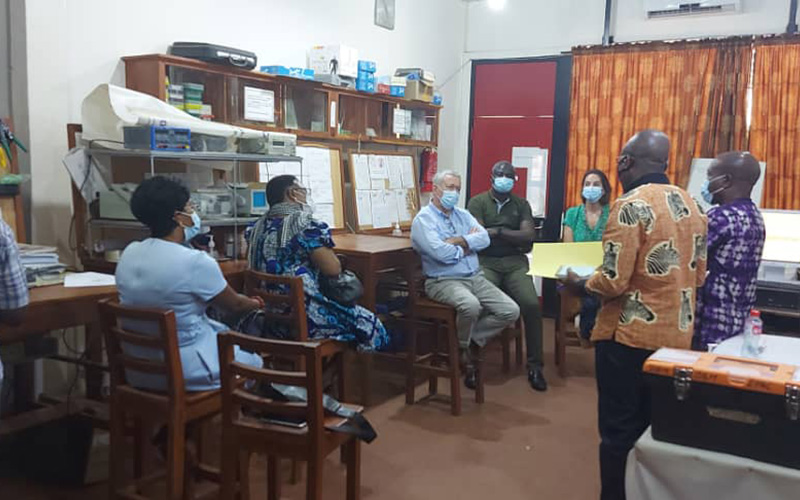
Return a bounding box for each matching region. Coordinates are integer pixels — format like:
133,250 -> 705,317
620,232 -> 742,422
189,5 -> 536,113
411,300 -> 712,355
645,0 -> 741,19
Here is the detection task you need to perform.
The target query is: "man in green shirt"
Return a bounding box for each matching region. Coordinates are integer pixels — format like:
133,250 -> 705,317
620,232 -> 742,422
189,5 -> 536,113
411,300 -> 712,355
467,161 -> 547,392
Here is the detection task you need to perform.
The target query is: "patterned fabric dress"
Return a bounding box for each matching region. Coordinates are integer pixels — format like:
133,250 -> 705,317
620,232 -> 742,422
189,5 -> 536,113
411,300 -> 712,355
694,199 -> 765,349
585,179 -> 708,351
249,217 -> 390,352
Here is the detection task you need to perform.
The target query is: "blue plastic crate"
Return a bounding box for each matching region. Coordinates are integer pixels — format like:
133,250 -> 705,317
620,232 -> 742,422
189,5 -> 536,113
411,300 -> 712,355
358,60 -> 377,73
356,80 -> 376,93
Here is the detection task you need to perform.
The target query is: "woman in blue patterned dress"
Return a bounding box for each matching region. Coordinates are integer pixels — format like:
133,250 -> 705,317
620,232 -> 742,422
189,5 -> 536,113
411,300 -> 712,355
247,175 -> 390,351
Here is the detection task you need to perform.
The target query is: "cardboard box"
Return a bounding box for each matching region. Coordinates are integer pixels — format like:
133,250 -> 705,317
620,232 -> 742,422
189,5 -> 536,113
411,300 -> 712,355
358,60 -> 377,73
377,83 -> 391,95
395,68 -> 436,85
405,80 -> 433,102
307,45 -> 359,78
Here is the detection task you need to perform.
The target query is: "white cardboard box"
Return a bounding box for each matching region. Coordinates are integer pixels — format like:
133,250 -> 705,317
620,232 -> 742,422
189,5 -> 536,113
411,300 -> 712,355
307,45 -> 359,78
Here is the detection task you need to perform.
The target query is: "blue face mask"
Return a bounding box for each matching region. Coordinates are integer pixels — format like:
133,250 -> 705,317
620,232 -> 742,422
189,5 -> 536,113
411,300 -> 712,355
181,211 -> 203,242
582,186 -> 603,203
701,175 -> 727,205
492,176 -> 514,194
439,189 -> 460,210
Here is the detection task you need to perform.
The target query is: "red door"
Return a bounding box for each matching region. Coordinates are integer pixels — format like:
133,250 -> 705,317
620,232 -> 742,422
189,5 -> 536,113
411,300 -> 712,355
468,61 -> 558,200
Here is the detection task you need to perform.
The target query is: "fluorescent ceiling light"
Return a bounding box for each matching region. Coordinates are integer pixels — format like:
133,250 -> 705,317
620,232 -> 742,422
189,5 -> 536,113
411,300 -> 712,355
487,0 -> 506,11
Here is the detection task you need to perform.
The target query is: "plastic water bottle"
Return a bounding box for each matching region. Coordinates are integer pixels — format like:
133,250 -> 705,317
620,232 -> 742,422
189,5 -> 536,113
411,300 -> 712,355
208,235 -> 219,260
741,309 -> 763,358
392,222 -> 403,237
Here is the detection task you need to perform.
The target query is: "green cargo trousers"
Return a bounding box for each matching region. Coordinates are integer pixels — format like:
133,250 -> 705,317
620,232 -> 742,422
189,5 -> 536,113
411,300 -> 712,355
479,254 -> 544,369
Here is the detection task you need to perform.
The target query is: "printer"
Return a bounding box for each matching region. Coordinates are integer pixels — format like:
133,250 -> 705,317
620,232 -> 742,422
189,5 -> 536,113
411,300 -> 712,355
99,183 -> 138,220
754,210 -> 800,326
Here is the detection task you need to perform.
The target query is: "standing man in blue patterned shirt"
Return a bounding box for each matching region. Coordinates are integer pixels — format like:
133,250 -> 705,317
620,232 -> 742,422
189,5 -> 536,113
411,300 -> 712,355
694,152 -> 765,350
411,170 -> 519,389
0,218 -> 30,410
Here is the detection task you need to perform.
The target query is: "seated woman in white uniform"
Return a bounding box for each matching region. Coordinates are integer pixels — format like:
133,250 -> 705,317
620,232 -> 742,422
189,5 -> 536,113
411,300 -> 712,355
115,176 -> 263,391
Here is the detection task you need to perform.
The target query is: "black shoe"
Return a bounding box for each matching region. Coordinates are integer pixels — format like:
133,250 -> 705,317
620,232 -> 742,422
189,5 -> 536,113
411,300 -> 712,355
528,367 -> 548,392
464,367 -> 477,390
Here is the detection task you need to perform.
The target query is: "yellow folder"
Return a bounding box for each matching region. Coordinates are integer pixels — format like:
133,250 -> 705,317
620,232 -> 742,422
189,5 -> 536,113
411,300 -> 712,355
529,242 -> 604,279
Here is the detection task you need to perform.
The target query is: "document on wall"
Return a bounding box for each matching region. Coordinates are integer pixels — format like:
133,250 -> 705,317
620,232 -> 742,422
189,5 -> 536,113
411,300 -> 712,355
371,179 -> 386,190
355,190 -> 373,227
315,203 -> 336,227
244,86 -> 275,123
297,147 -> 333,203
392,109 -> 412,135
369,155 -> 388,179
387,156 -> 403,189
385,189 -> 399,225
400,156 -> 416,188
353,154 -> 372,190
512,146 -> 549,218
370,191 -> 394,228
275,161 -> 303,177
394,189 -> 412,222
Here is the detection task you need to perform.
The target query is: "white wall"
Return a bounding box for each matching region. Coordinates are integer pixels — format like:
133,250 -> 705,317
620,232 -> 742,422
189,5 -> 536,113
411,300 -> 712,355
24,0 -> 466,253
448,0 -> 794,194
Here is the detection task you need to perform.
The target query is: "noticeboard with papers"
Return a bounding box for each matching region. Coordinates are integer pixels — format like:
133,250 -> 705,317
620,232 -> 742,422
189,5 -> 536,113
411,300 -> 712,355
258,143 -> 346,230
348,151 -> 419,233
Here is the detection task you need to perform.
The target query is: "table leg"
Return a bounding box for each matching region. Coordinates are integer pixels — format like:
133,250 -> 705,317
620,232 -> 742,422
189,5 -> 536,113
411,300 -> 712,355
12,361 -> 35,412
84,322 -> 105,400
358,256 -> 377,312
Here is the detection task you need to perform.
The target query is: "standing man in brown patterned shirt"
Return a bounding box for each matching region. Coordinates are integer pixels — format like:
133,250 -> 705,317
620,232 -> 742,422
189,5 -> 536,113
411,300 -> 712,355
563,129 -> 707,500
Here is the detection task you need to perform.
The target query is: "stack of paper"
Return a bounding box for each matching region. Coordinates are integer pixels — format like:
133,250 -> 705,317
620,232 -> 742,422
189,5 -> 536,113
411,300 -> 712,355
18,244 -> 67,287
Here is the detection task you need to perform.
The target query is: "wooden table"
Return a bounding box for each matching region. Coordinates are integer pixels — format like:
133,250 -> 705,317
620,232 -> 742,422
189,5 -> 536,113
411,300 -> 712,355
330,234 -> 415,405
0,261 -> 247,401
332,233 -> 414,310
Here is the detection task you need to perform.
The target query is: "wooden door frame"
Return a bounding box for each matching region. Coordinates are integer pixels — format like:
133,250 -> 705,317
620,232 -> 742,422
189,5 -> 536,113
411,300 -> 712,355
466,54 -> 572,243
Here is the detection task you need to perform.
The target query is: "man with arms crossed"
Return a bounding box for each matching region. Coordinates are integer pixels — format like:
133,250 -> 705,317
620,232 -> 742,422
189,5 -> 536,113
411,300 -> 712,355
411,170 -> 520,389
468,160 -> 547,392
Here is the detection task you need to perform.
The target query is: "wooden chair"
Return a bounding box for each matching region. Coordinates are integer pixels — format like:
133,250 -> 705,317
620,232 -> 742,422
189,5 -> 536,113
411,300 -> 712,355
218,332 -> 362,500
497,318 -> 524,374
555,288 -> 584,378
243,270 -> 310,342
242,270 -> 345,398
401,260 -> 485,416
99,298 -> 221,500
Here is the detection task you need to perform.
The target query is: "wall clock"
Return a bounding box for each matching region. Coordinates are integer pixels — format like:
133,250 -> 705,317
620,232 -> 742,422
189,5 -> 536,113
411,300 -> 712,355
375,0 -> 396,30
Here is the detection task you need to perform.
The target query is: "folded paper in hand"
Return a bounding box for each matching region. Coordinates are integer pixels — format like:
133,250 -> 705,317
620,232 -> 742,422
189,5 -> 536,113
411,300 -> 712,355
529,242 -> 603,279
555,265 -> 597,280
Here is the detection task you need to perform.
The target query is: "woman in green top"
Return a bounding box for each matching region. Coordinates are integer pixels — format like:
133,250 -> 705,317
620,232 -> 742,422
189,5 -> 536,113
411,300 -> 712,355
562,169 -> 612,341
563,169 -> 611,243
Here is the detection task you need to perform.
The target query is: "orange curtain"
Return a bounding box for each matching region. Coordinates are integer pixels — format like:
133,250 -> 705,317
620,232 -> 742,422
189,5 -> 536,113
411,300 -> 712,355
697,41 -> 753,157
566,43 -> 718,208
749,43 -> 800,210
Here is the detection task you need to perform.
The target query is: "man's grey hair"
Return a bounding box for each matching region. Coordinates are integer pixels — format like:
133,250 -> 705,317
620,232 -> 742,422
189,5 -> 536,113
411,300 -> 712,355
432,170 -> 461,187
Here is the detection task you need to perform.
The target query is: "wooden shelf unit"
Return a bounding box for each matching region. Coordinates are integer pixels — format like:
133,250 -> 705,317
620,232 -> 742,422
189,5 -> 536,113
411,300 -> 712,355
122,54 -> 441,148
